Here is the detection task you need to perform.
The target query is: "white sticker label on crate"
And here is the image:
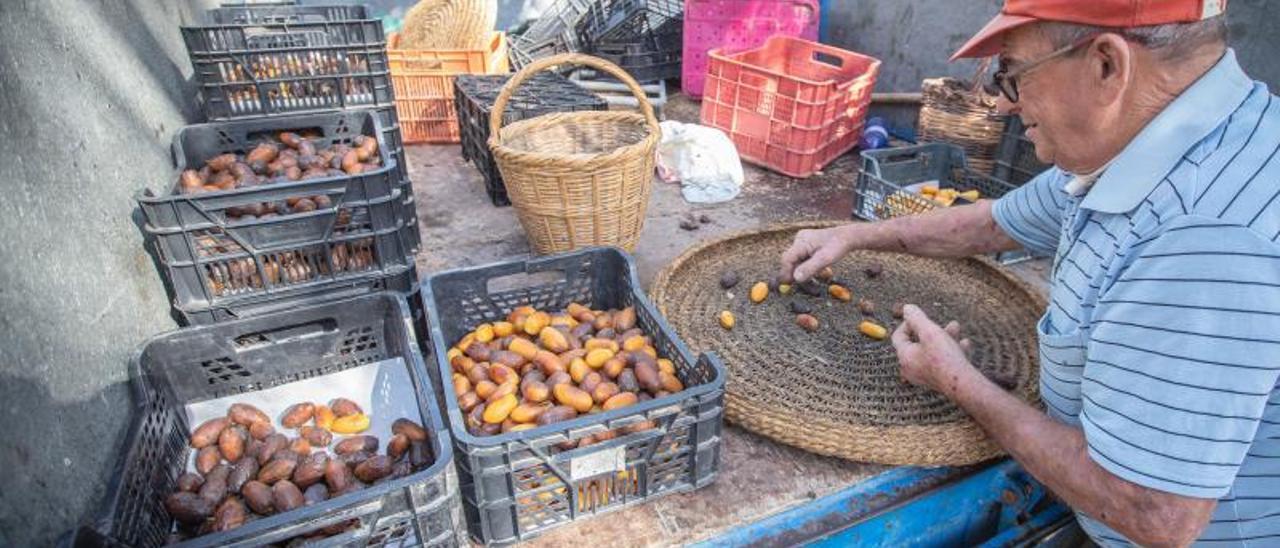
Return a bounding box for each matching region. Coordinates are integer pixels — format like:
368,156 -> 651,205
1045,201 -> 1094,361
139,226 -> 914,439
569,445 -> 626,481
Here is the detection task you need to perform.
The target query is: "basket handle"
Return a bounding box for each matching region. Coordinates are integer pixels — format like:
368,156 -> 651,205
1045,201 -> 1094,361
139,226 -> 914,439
488,53 -> 660,144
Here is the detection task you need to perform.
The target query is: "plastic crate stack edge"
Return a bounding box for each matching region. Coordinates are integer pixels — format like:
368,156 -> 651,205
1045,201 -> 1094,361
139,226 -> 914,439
992,115 -> 1051,186
181,2 -> 420,254
157,2 -> 422,327
139,110 -> 417,325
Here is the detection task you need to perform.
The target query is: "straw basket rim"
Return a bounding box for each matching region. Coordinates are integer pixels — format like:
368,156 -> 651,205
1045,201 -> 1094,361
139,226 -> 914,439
491,111 -> 658,166
651,220 -> 1047,465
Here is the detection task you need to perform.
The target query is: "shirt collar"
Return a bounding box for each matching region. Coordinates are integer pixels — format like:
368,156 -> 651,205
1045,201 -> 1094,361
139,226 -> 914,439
1064,157 -> 1113,196
1078,49 -> 1255,214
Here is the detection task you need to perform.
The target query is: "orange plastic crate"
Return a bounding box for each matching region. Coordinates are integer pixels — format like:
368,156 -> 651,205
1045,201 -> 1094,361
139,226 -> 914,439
700,36 -> 880,177
389,32 -> 510,144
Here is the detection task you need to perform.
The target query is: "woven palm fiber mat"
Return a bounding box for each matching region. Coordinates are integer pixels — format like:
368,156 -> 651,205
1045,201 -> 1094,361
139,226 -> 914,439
651,222 -> 1045,466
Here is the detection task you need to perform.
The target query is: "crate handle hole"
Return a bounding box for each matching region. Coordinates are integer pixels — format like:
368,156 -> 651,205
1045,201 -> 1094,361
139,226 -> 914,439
812,51 -> 844,68
234,318 -> 337,349
883,152 -> 922,164
487,270 -> 567,294
246,126 -> 325,144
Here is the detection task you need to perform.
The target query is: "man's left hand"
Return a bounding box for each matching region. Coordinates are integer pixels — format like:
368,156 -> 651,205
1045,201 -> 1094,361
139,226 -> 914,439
891,304 -> 975,396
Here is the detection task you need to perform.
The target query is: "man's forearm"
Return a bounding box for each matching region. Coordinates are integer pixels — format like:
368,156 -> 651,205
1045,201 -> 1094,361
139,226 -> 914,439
843,201 -> 1021,258
943,366 -> 1212,546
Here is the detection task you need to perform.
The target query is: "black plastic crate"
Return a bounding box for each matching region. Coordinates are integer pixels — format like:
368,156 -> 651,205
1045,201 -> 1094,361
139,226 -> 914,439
176,262 -> 418,325
362,105 -> 420,254
187,4 -> 417,253
399,189 -> 421,252
138,110 -> 416,314
81,293 -> 465,548
367,105 -> 409,181
575,0 -> 682,50
853,143 -> 1021,221
183,4 -> 394,120
205,2 -> 352,25
421,247 -> 725,545
508,0 -> 593,69
453,73 -> 608,206
592,40 -> 681,82
992,116 -> 1051,186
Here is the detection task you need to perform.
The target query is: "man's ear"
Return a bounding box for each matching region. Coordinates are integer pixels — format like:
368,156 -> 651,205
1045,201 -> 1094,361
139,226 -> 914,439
1089,33 -> 1132,103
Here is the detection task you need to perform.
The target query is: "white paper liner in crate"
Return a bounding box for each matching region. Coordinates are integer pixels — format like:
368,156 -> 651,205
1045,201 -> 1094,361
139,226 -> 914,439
184,358 -> 422,471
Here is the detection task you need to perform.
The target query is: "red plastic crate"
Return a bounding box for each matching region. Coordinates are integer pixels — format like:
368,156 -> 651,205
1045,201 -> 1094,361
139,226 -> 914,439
682,0 -> 820,98
700,36 -> 880,178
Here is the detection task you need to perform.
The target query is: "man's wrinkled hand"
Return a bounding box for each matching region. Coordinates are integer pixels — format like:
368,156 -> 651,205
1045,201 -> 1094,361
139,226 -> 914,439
891,304 -> 975,395
778,226 -> 849,283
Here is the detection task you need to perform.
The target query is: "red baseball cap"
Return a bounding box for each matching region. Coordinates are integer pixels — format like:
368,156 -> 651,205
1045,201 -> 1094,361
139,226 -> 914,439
950,0 -> 1227,61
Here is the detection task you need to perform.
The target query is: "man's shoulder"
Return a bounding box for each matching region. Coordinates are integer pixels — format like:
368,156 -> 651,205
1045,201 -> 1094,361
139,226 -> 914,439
1126,214 -> 1280,271
1172,84 -> 1280,239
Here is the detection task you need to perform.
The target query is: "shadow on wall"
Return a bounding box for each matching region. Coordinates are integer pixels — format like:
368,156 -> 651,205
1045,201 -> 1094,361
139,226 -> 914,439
0,373 -> 135,547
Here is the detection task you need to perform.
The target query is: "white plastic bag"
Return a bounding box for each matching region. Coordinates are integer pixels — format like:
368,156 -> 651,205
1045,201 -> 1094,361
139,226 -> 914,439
656,121 -> 744,203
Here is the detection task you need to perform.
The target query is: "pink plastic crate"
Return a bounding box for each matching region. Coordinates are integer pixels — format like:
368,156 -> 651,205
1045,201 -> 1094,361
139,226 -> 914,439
682,0 -> 820,98
700,35 -> 880,178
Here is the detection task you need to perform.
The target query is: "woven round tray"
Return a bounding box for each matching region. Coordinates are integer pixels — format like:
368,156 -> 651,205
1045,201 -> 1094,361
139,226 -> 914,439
651,222 -> 1045,466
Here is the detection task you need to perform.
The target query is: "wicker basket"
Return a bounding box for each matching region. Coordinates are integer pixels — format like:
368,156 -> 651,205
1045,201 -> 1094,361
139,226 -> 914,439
918,77 -> 1006,175
399,0 -> 496,50
488,53 -> 660,254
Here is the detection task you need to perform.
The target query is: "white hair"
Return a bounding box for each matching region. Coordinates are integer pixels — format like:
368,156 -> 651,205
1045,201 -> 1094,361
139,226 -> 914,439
1039,16 -> 1228,61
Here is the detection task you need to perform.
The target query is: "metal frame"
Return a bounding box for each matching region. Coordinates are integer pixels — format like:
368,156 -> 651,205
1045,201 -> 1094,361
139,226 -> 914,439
694,460 -> 1072,547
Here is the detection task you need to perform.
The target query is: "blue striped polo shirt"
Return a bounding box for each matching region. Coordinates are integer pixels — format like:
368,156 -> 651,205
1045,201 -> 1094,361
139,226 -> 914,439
992,49 -> 1280,546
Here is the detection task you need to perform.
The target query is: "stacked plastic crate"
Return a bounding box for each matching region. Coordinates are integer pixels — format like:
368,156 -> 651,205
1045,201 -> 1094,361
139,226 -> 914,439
991,116 -> 1051,186
508,0 -> 595,69
138,3 -> 424,325
575,0 -> 683,83
88,5 -> 467,545
75,294 -> 465,547
504,0 -> 681,109
572,0 -> 682,109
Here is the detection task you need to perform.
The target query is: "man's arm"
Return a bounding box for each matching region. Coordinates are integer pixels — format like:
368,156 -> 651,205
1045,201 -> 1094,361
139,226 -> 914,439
892,306 -> 1216,547
780,201 -> 1021,282
944,355 -> 1215,547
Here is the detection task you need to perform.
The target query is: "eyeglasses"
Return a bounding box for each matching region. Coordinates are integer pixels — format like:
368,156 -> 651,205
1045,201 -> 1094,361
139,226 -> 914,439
985,35 -> 1099,103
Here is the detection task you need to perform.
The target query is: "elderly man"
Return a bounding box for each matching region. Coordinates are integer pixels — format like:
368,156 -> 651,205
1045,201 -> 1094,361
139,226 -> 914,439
779,1 -> 1279,545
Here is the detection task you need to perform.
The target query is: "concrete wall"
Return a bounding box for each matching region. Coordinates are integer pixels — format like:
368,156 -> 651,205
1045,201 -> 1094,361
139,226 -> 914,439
0,0 -> 216,544
820,0 -> 1280,130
